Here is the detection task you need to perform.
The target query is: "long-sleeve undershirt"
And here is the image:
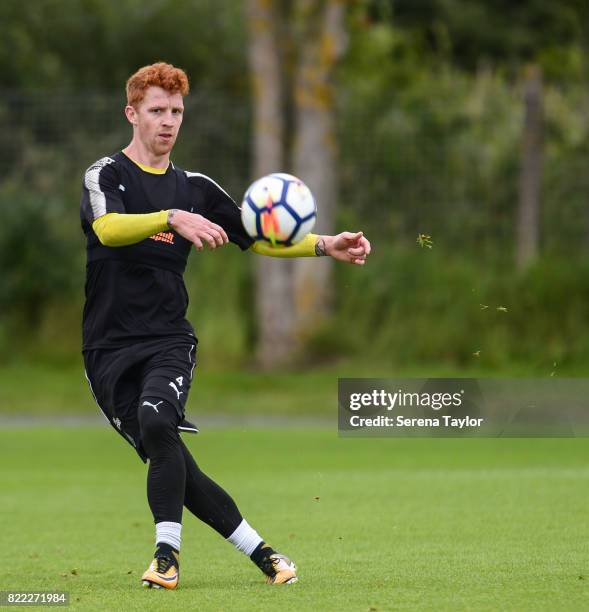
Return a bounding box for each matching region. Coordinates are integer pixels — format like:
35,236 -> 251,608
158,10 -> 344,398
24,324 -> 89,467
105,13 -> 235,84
92,212 -> 319,257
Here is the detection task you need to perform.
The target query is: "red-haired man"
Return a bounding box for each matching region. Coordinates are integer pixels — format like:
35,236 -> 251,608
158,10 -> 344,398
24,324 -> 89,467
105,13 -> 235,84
81,62 -> 371,590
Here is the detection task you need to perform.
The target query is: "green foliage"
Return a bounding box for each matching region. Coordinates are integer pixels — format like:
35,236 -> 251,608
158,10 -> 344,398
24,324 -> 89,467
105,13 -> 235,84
0,189 -> 80,328
0,0 -> 247,92
311,246 -> 589,373
1,0 -> 588,374
183,244 -> 254,369
386,0 -> 588,79
339,13 -> 589,257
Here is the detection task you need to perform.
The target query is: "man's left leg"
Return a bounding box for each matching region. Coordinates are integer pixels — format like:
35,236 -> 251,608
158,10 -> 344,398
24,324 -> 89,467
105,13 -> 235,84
180,439 -> 298,584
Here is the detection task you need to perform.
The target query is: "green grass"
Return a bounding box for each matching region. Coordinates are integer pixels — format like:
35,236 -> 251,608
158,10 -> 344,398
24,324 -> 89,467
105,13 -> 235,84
1,428 -> 589,610
0,361 -> 573,416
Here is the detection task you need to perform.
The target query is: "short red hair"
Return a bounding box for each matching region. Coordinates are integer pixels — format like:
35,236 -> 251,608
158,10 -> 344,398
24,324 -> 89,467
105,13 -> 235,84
126,62 -> 189,107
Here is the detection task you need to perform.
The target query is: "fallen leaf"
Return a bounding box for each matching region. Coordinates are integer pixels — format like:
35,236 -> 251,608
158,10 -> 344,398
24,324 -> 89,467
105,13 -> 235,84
416,234 -> 433,249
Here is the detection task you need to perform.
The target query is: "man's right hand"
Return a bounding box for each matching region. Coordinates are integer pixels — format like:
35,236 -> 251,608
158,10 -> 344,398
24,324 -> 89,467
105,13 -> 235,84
168,209 -> 229,250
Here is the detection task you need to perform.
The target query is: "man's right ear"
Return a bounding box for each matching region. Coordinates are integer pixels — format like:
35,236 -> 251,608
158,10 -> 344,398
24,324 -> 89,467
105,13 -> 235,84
124,105 -> 138,126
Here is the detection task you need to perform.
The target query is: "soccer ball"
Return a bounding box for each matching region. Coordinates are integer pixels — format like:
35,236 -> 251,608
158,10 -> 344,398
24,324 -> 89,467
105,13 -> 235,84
241,173 -> 317,246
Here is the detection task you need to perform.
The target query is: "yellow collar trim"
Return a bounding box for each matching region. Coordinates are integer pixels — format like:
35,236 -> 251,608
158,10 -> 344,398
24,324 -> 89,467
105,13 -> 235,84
124,152 -> 169,175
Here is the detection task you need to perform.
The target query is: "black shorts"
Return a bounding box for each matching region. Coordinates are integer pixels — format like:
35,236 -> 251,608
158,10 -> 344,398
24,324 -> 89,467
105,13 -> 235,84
83,338 -> 198,463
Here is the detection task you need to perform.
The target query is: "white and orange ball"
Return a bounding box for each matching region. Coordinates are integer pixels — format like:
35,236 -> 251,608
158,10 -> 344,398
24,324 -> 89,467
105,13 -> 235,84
241,173 -> 317,246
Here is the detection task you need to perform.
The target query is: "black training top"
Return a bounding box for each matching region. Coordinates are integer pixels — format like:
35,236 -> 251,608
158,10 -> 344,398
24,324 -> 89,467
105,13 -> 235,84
80,151 -> 253,351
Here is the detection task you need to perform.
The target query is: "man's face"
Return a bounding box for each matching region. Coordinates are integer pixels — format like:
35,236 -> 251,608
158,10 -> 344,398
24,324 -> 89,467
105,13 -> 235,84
126,86 -> 184,156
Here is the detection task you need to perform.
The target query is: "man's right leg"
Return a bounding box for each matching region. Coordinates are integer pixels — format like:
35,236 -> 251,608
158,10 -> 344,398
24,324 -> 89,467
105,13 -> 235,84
180,440 -> 298,584
138,398 -> 185,589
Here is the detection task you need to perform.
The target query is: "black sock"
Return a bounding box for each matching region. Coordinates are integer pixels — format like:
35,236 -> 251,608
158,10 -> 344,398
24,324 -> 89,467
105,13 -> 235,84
156,541 -> 179,562
250,542 -> 275,566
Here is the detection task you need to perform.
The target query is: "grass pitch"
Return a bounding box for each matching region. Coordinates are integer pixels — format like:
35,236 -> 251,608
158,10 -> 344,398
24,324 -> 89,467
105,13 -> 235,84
1,427 -> 588,611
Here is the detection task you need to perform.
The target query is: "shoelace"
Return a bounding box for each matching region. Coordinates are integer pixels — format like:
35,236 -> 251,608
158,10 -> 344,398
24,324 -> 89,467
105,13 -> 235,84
259,555 -> 278,577
155,555 -> 175,574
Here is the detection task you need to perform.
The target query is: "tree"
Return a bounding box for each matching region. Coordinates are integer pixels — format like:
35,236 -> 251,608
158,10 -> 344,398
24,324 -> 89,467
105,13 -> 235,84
246,0 -> 295,367
246,0 -> 348,367
292,0 -> 347,337
516,65 -> 543,270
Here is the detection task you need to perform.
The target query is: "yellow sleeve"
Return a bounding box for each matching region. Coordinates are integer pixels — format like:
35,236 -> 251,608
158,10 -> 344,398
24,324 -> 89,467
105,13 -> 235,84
250,233 -> 318,258
92,211 -> 170,247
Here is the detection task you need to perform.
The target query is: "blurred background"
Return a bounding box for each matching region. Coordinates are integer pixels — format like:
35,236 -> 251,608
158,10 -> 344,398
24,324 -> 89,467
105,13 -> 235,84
1,0 -> 588,417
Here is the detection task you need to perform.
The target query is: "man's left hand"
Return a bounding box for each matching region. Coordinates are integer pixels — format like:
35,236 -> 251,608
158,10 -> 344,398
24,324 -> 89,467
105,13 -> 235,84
322,231 -> 372,265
